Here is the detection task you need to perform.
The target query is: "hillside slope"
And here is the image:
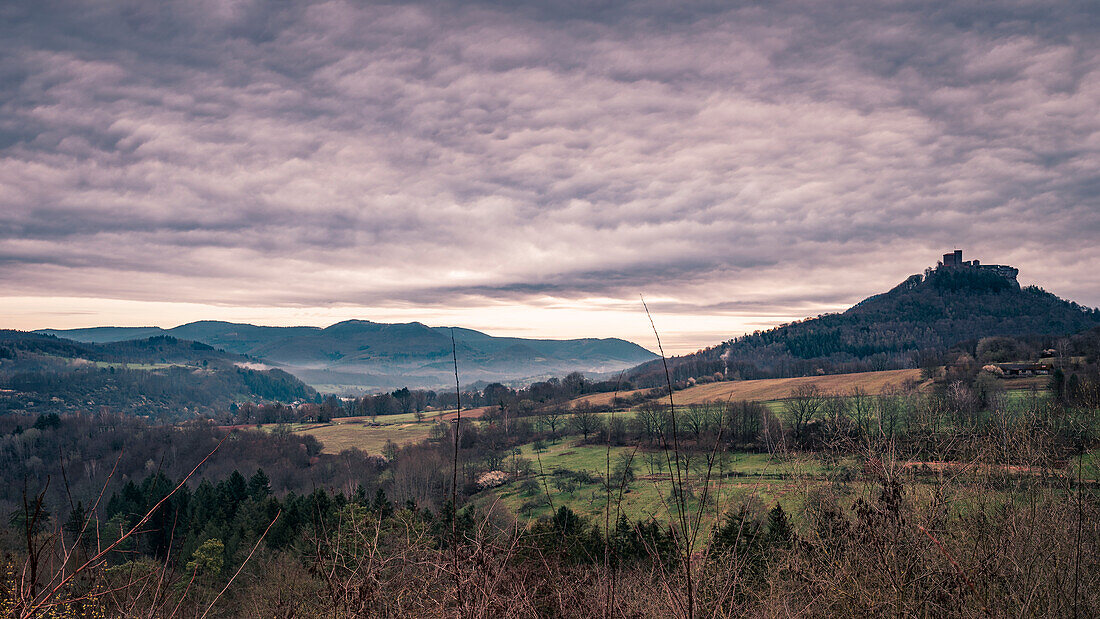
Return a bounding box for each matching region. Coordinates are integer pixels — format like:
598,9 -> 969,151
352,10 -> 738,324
629,260 -> 1100,387
0,331 -> 318,419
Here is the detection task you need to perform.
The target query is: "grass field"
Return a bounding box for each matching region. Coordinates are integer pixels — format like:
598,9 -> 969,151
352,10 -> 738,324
287,406 -> 495,454
486,436 -> 836,535
439,406 -> 494,420
91,360 -> 178,370
488,432 -> 1088,538
1001,375 -> 1052,391
291,416 -> 437,454
568,390 -> 647,407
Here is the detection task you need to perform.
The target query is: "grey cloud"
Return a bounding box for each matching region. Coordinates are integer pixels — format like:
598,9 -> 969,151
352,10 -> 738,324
1,0 -> 1098,345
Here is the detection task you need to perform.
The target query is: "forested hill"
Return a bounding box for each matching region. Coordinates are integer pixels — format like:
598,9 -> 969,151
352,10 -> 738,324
628,266 -> 1100,387
0,331 -> 318,419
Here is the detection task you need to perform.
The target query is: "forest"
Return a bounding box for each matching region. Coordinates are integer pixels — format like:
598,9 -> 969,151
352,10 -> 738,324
0,332 -> 318,419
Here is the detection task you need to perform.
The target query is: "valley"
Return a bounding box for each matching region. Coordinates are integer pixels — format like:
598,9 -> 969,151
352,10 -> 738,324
4,254 -> 1100,617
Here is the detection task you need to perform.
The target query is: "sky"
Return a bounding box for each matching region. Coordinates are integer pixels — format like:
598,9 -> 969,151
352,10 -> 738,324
2,1 -> 1099,355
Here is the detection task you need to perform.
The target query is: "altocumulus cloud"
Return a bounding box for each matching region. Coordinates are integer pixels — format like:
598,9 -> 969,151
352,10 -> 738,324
1,0 -> 1098,348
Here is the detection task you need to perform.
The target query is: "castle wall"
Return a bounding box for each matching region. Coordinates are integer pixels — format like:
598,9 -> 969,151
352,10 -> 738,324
934,250 -> 1019,284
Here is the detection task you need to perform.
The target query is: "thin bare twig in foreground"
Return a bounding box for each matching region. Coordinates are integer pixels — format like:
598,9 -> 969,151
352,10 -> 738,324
450,328 -> 465,611
642,294 -> 694,619
916,523 -> 987,614
22,434 -> 228,619
604,369 -> 625,619
199,509 -> 282,619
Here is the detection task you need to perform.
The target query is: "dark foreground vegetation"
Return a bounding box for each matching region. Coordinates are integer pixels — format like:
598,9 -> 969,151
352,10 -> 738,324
9,463 -> 1096,617
2,350 -> 1099,616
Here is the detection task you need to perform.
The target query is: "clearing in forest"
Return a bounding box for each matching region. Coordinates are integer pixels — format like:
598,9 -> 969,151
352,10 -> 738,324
294,418 -> 435,454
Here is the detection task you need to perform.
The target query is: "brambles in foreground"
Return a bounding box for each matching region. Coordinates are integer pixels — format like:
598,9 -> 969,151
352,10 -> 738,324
3,450 -> 1097,617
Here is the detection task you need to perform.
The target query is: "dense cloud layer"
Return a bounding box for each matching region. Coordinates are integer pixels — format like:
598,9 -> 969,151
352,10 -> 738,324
2,1 -> 1098,351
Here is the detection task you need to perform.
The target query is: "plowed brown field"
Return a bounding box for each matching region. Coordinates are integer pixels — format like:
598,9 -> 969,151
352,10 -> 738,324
569,368 -> 926,408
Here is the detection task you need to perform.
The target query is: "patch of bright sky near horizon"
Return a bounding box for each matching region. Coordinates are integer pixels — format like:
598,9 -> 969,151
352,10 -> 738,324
1,1 -> 1099,354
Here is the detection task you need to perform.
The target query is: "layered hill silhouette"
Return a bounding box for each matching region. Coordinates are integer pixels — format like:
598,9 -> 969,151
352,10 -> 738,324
40,320 -> 658,391
0,331 -> 317,418
628,254 -> 1100,387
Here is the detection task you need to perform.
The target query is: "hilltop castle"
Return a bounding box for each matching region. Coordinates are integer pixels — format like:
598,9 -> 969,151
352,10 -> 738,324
936,249 -> 1019,282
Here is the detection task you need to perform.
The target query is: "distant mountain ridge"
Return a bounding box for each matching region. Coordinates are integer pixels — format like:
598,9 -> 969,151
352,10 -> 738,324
628,252 -> 1100,387
39,320 -> 658,391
